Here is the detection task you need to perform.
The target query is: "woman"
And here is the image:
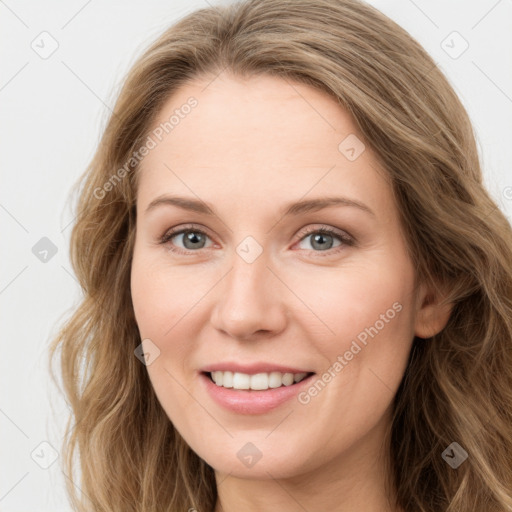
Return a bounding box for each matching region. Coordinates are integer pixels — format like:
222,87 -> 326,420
49,0 -> 512,510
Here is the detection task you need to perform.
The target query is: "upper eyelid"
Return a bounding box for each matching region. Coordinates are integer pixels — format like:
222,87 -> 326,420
162,224 -> 215,242
296,225 -> 351,240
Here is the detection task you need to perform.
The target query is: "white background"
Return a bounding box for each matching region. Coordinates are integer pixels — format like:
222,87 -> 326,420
1,0 -> 511,510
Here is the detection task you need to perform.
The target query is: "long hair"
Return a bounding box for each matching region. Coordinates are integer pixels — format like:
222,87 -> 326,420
49,0 -> 512,510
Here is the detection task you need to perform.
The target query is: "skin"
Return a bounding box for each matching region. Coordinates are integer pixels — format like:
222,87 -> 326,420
130,72 -> 452,512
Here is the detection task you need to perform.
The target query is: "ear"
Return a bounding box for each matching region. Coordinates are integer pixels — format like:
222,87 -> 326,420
414,280 -> 454,339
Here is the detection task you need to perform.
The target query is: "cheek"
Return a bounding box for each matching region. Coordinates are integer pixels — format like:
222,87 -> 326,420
130,250 -> 210,339
288,276 -> 415,465
130,251 -> 213,395
293,255 -> 416,411
130,254 -> 202,423
289,255 -> 415,344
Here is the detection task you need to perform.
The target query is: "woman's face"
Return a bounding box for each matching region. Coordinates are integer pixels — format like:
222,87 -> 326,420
131,72 -> 432,480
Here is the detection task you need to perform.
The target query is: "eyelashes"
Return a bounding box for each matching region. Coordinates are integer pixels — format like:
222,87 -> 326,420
159,223 -> 355,257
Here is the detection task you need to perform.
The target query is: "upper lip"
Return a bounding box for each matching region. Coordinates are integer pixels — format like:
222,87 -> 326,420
200,362 -> 314,375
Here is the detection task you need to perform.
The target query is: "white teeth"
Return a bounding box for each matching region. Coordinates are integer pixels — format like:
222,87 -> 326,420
294,372 -> 307,383
222,371 -> 233,388
232,372 -> 250,389
212,371 -> 223,386
210,371 -> 310,390
282,373 -> 294,386
269,371 -> 282,388
250,373 -> 269,390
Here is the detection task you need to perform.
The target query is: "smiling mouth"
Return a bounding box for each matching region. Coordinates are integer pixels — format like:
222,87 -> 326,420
203,370 -> 315,391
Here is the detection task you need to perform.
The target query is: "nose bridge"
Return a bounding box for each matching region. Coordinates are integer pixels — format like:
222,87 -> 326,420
211,238 -> 286,338
229,247 -> 268,294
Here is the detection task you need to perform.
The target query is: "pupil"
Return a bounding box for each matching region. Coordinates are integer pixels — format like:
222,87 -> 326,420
184,231 -> 205,249
312,233 -> 333,250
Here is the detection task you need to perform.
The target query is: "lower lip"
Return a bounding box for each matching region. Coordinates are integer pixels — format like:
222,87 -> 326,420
200,372 -> 315,415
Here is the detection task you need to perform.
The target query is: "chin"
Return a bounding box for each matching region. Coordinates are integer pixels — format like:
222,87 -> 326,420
189,436 -> 313,480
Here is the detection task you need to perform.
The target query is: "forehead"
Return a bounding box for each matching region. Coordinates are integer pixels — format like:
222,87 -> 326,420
145,72 -> 360,163
137,72 -> 391,214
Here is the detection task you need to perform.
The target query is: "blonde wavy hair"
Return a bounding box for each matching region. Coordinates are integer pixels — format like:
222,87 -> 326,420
49,0 -> 512,510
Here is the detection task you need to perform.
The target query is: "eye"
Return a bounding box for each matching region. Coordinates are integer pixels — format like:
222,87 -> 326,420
159,223 -> 354,256
160,225 -> 214,253
294,225 -> 354,255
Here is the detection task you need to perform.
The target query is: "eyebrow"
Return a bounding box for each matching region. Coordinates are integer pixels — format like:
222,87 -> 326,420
144,195 -> 375,217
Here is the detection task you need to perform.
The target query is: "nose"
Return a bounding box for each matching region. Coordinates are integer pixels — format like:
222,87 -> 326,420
210,248 -> 288,341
